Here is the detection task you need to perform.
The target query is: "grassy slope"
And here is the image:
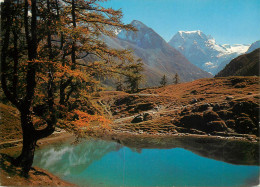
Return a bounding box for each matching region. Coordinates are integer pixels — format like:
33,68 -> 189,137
216,48 -> 260,77
0,103 -> 21,143
140,76 -> 259,104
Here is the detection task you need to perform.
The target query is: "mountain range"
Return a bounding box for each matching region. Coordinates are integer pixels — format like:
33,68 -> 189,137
99,20 -> 259,87
104,20 -> 212,87
168,31 -> 250,75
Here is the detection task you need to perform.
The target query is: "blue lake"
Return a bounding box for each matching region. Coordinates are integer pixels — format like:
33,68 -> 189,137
33,138 -> 259,186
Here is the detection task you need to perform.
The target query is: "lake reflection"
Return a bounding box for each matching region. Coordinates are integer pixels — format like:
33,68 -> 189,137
34,139 -> 122,176
34,137 -> 259,187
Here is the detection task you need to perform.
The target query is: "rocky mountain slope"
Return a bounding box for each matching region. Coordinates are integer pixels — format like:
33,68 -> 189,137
105,21 -> 212,86
215,48 -> 260,77
246,40 -> 260,53
168,31 -> 250,75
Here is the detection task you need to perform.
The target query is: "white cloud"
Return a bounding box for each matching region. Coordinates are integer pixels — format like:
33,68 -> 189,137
204,62 -> 214,66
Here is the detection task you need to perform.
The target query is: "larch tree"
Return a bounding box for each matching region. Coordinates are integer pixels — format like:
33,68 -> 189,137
1,0 -> 138,175
124,59 -> 144,93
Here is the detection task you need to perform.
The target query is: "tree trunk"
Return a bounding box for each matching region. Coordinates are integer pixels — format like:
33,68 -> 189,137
13,112 -> 36,176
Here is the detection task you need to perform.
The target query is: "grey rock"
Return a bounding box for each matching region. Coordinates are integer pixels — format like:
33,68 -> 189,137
131,114 -> 143,123
143,113 -> 152,121
190,98 -> 198,104
226,96 -> 234,100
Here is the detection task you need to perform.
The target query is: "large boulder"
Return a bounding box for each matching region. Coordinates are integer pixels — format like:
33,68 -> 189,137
143,113 -> 153,121
179,114 -> 206,131
190,98 -> 198,104
217,110 -> 233,120
131,114 -> 143,123
203,111 -> 220,122
193,103 -> 210,112
232,101 -> 258,117
206,121 -> 228,133
225,119 -> 236,129
235,117 -> 256,134
131,113 -> 153,123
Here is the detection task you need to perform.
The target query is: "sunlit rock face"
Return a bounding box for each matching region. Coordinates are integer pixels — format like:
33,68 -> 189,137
168,31 -> 250,75
118,20 -> 167,50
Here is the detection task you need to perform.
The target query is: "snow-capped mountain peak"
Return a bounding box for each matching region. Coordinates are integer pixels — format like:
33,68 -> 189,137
175,30 -> 208,41
178,30 -> 202,36
221,44 -> 250,56
168,30 -> 250,74
114,28 -> 121,35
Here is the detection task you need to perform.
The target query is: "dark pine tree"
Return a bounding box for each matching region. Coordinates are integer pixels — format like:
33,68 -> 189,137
174,73 -> 180,84
160,75 -> 167,87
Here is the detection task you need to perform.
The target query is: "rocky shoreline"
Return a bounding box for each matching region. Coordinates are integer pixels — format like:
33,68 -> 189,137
101,132 -> 260,166
104,98 -> 259,144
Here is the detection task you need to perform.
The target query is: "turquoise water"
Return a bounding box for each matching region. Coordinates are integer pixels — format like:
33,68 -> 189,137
33,138 -> 259,186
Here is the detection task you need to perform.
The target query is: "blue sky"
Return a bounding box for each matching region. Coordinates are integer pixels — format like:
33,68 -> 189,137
103,0 -> 260,45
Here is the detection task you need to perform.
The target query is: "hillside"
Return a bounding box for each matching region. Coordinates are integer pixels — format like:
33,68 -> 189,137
2,77 -> 259,143
0,103 -> 21,144
215,48 -> 260,77
98,77 -> 259,142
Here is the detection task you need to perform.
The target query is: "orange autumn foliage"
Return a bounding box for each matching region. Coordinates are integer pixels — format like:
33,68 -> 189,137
72,110 -> 110,129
